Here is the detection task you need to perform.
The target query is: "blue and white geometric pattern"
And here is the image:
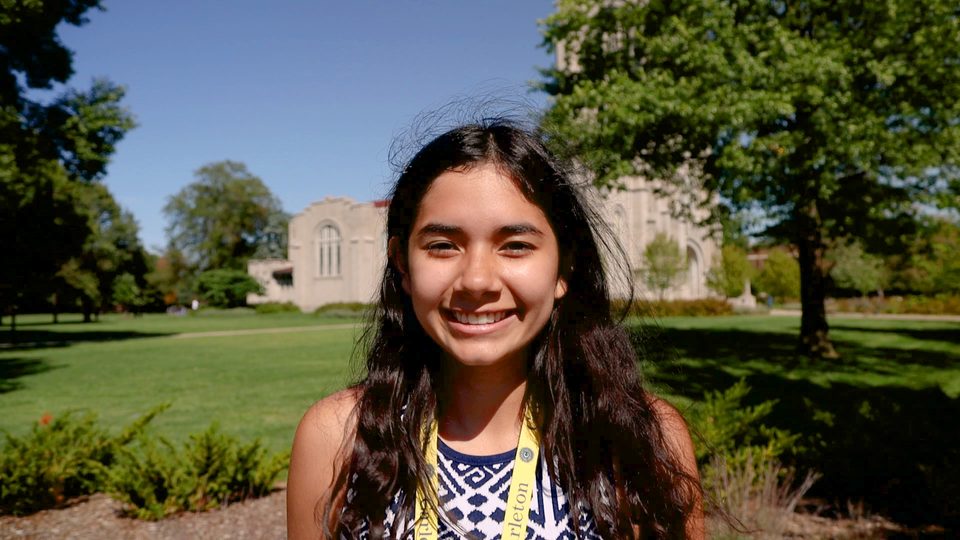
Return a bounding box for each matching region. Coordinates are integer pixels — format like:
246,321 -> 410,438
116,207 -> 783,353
356,440 -> 601,539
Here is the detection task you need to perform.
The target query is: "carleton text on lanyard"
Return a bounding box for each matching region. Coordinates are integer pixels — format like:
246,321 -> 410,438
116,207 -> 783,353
414,405 -> 540,539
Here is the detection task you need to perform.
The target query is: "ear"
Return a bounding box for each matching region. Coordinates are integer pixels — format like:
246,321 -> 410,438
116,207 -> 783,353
388,236 -> 410,294
554,275 -> 568,300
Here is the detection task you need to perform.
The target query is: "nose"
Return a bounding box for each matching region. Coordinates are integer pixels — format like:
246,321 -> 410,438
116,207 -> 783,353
456,249 -> 501,296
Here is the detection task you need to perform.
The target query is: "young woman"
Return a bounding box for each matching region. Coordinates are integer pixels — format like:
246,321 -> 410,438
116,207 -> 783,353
287,120 -> 704,539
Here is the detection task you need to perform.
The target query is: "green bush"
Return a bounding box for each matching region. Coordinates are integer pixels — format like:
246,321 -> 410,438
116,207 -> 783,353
108,423 -> 288,520
254,301 -> 301,314
706,245 -> 755,298
754,249 -> 801,301
686,380 -> 808,534
829,294 -> 960,315
0,406 -> 166,515
195,269 -> 263,308
687,379 -> 798,468
312,302 -> 370,318
614,298 -> 733,318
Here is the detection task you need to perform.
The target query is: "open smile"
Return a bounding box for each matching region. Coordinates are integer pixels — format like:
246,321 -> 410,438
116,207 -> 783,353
443,309 -> 517,332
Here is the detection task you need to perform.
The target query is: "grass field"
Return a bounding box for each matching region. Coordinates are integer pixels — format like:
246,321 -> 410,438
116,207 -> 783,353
2,311 -> 958,526
0,312 -> 364,454
636,314 -> 960,527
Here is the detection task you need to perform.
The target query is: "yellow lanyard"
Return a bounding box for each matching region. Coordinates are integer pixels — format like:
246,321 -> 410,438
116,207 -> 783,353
414,406 -> 540,540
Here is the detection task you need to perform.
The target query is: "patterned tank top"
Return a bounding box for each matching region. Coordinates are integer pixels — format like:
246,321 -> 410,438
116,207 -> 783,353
356,439 -> 602,539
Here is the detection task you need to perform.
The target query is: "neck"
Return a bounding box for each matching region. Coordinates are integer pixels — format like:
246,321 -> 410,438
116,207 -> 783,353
437,358 -> 528,455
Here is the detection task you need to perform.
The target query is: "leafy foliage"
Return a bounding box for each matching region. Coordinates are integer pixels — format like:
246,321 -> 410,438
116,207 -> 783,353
830,294 -> 960,316
0,405 -> 286,520
312,302 -> 370,317
253,302 -> 301,314
706,245 -> 755,297
754,249 -> 800,301
540,0 -> 960,357
195,269 -> 262,309
899,219 -> 960,295
640,232 -> 687,299
688,379 -> 798,468
613,298 -> 733,318
828,239 -> 887,297
0,1 -> 137,325
108,424 -> 288,520
163,161 -> 284,275
112,272 -> 148,313
0,405 -> 166,516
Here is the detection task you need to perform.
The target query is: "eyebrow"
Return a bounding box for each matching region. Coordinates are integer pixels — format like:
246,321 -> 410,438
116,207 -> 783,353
415,222 -> 544,237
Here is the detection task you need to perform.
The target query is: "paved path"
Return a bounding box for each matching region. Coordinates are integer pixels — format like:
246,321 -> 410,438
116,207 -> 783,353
171,323 -> 359,339
769,309 -> 960,323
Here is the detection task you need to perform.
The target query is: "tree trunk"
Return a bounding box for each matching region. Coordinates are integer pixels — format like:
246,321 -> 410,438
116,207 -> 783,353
82,298 -> 93,323
52,293 -> 59,324
795,203 -> 839,359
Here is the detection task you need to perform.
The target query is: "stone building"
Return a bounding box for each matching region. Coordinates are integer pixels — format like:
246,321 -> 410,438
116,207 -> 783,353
247,181 -> 717,311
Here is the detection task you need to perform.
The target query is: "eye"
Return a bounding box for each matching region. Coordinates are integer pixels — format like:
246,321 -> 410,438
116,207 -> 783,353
426,241 -> 457,255
500,241 -> 533,256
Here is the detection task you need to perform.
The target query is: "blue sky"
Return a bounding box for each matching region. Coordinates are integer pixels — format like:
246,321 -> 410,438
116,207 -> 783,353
52,1 -> 556,251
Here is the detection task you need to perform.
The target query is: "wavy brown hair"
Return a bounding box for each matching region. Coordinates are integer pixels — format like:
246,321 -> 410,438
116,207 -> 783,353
325,119 -> 700,538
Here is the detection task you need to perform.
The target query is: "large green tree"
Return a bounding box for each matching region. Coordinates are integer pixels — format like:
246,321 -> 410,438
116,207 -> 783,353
52,183 -> 148,322
0,1 -> 136,327
164,161 -> 284,275
540,0 -> 960,358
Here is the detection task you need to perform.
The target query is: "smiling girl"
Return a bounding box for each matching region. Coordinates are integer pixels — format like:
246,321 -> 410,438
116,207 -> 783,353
287,120 -> 704,539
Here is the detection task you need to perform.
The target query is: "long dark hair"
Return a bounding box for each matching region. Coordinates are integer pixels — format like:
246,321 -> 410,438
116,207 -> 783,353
327,119 -> 700,538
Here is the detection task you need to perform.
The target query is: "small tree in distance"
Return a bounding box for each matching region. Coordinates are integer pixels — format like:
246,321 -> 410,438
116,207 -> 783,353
195,269 -> 262,309
754,249 -> 801,303
707,245 -> 755,298
829,240 -> 887,298
641,232 -> 687,300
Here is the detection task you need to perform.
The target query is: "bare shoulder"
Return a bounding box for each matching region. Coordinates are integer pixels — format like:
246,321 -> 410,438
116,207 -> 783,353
287,387 -> 361,540
299,387 -> 361,441
648,397 -> 692,443
648,396 -> 705,539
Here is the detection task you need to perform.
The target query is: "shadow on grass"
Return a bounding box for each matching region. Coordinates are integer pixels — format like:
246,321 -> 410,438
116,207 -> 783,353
0,357 -> 59,394
632,324 -> 960,530
0,329 -> 174,351
829,322 -> 960,346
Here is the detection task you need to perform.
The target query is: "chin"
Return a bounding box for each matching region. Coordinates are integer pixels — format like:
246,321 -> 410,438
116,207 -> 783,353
443,347 -> 526,369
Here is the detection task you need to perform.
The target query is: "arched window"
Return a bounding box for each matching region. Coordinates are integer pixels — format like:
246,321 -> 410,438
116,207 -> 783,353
316,225 -> 341,277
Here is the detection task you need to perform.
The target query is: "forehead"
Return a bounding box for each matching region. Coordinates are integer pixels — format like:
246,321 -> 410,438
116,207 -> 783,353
413,164 -> 553,231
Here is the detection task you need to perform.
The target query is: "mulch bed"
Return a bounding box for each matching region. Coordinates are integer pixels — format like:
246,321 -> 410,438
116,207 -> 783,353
0,490 -> 924,539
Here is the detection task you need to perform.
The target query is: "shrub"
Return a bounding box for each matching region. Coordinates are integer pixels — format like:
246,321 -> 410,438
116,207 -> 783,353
614,298 -> 733,318
108,423 -> 288,520
254,302 -> 301,314
707,245 -> 755,298
195,269 -> 262,308
754,249 -> 800,301
829,294 -> 960,315
687,380 -> 815,538
687,379 -> 798,467
0,406 -> 166,515
313,302 -> 370,318
706,451 -> 819,539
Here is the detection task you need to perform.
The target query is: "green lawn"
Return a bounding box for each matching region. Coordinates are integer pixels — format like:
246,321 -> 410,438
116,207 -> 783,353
1,311 -> 958,526
633,314 -> 960,527
1,312 -> 363,454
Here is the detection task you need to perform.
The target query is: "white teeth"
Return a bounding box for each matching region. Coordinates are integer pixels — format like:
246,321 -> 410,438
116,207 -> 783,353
453,311 -> 507,325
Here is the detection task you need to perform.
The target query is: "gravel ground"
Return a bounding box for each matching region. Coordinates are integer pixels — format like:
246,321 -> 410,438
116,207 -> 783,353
0,491 -> 285,540
0,491 -> 924,540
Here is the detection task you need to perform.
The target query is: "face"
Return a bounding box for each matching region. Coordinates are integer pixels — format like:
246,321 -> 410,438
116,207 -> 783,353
398,163 -> 567,370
